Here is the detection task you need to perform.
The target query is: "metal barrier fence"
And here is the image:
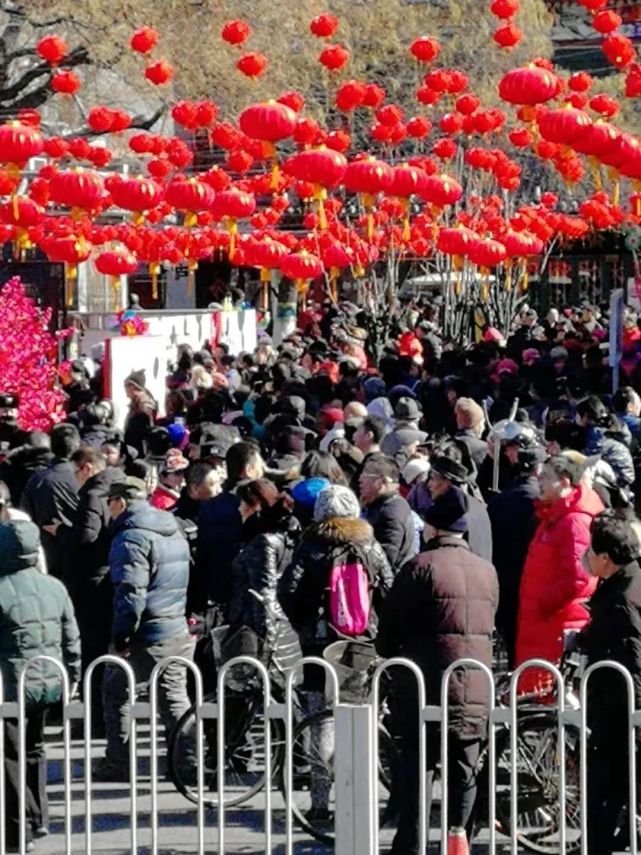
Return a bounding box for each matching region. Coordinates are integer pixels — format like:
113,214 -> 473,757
0,653 -> 639,854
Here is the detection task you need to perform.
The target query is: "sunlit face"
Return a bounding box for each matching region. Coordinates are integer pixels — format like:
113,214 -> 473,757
359,468 -> 383,506
537,463 -> 565,504
101,444 -> 123,467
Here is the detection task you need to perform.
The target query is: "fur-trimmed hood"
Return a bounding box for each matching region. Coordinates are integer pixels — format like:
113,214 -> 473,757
303,515 -> 374,547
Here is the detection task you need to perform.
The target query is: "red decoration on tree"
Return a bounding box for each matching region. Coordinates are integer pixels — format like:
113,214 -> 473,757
310,14 -> 339,38
221,19 -> 251,46
145,60 -> 174,85
336,80 -> 367,112
319,44 -> 350,72
49,169 -> 105,212
406,116 -> 432,138
36,35 -> 68,66
592,9 -> 622,33
493,22 -> 523,49
130,27 -> 159,54
577,0 -> 608,9
239,101 -> 297,141
409,37 -> 441,64
490,0 -> 520,19
278,91 -> 305,112
420,174 -> 463,207
236,52 -> 268,79
602,33 -> 636,68
284,148 -> 348,187
499,66 -> 560,104
0,123 -> 44,167
0,277 -> 68,430
51,70 -> 81,95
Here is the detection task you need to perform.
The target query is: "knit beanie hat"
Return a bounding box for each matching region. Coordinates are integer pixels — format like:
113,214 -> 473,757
455,397 -> 485,429
424,486 -> 469,533
0,520 -> 40,572
291,477 -> 331,508
313,485 -> 361,522
125,369 -> 146,390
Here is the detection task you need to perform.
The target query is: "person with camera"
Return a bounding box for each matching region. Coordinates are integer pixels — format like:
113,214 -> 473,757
580,509 -> 641,855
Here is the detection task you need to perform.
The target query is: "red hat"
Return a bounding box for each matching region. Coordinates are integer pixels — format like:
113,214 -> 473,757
317,361 -> 340,384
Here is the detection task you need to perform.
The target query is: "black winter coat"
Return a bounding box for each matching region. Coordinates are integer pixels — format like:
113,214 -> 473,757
580,561 -> 641,734
56,468 -> 123,627
488,474 -> 539,663
1,445 -> 53,505
20,459 -> 79,579
456,429 -> 488,471
278,516 -> 394,658
195,491 -> 243,614
376,536 -> 498,738
364,492 -> 416,574
228,508 -> 301,672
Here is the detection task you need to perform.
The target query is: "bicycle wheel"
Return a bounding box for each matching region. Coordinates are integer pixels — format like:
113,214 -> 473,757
282,710 -> 396,845
168,689 -> 285,808
495,715 -> 581,854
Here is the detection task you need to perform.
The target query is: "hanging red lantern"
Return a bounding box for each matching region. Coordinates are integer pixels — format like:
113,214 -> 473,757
592,9 -> 622,33
493,22 -> 523,49
293,117 -> 321,146
499,65 -> 560,105
326,130 -> 351,152
43,137 -> 68,159
509,127 -> 533,147
437,226 -> 476,257
236,52 -> 268,79
589,93 -> 619,118
0,197 -> 43,228
501,229 -> 543,257
416,85 -> 440,106
130,27 -> 159,54
221,19 -> 251,46
95,248 -> 138,276
577,0 -> 608,9
490,0 -> 520,18
568,71 -> 592,92
284,148 -> 348,187
310,14 -> 339,38
456,93 -> 480,115
278,90 -> 305,113
49,169 -> 105,214
210,189 -> 257,258
246,238 -> 289,307
336,80 -> 367,112
145,60 -> 174,85
239,101 -> 297,141
468,237 -> 507,267
406,116 -> 432,139
625,64 -> 641,98
538,106 -> 592,146
343,157 -> 394,195
172,101 -> 199,129
389,164 -> 429,198
363,84 -> 386,109
106,175 -> 164,220
52,70 -> 81,95
409,37 -> 441,64
602,33 -> 636,68
432,138 -> 458,160
280,251 -> 324,306
319,44 -> 350,72
420,174 -> 463,207
40,233 -> 92,267
0,123 -> 44,169
210,122 -> 243,151
87,107 -> 115,134
440,112 -> 464,134
226,150 -> 254,174
87,146 -> 113,168
36,35 -> 68,66
164,177 -> 215,226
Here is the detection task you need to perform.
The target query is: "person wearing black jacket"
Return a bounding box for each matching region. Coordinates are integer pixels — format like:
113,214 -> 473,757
359,453 -> 416,574
43,446 -> 123,731
376,487 -> 498,855
0,431 -> 53,505
580,510 -> 641,855
20,424 -> 80,579
488,437 -> 545,666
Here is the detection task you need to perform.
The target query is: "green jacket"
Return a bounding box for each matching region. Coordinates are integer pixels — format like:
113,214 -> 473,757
0,520 -> 81,705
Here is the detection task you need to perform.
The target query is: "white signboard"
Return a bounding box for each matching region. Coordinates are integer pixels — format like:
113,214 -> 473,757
105,335 -> 169,431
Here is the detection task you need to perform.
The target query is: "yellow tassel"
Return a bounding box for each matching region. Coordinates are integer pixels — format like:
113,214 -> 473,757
228,220 -> 238,260
402,215 -> 411,242
149,262 -> 161,300
187,261 -> 198,297
110,276 -> 120,311
66,263 -> 78,281
318,196 -> 327,230
520,270 -> 530,293
184,211 -> 198,228
12,194 -> 19,223
132,212 -> 145,226
504,259 -> 513,291
613,179 -> 620,208
367,212 -> 374,241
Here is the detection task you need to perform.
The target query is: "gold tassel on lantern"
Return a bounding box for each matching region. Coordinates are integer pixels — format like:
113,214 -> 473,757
227,219 -> 238,260
295,278 -> 308,311
64,262 -> 77,308
132,211 -> 145,226
480,267 -> 490,303
184,211 -> 198,228
362,192 -> 376,241
313,186 -> 328,231
110,276 -> 120,311
260,267 -> 271,310
401,198 -> 411,242
149,262 -> 161,300
329,266 -> 339,302
454,276 -> 462,297
504,259 -> 513,292
520,269 -> 530,293
187,261 -> 198,296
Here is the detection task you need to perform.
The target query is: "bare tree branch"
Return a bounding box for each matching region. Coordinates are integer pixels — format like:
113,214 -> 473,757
0,44 -> 89,106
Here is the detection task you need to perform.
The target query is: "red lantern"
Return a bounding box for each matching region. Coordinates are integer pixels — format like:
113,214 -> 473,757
278,91 -> 305,113
592,9 -> 622,33
363,84 -> 386,108
336,80 -> 367,112
52,70 -> 81,95
49,169 -> 105,213
509,127 -> 533,147
239,101 -> 297,141
420,174 -> 463,207
440,112 -> 463,135
326,130 -> 351,153
406,116 -> 432,139
409,37 -> 441,64
499,66 -> 560,105
310,14 -> 339,38
343,157 -> 394,195
236,52 -> 268,79
437,226 -> 476,256
172,101 -> 199,129
106,176 -> 164,216
490,0 -> 520,18
210,122 -> 242,151
44,137 -> 68,159
502,229 -> 543,257
432,138 -> 458,160
284,148 -> 348,187
165,177 -> 215,225
602,33 -> 636,68
210,189 -> 256,220
456,93 -> 480,115
293,117 -> 320,146
389,164 -> 429,198
195,101 -> 218,128
538,106 -> 592,146
130,27 -> 159,54
145,60 -> 174,85
221,19 -> 251,46
0,123 -> 44,168
319,44 -> 350,72
416,85 -> 440,106
40,233 -> 92,266
95,248 -> 138,276
0,197 -> 43,228
468,237 -> 507,267
226,150 -> 254,174
568,71 -> 592,92
36,35 -> 68,66
625,63 -> 641,98
87,107 -> 115,134
493,23 -> 523,49
281,250 -> 323,282
589,93 -> 619,118
577,0 -> 608,9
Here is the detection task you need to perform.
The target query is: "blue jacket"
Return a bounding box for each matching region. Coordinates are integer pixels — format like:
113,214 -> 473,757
109,501 -> 189,647
584,424 -> 635,489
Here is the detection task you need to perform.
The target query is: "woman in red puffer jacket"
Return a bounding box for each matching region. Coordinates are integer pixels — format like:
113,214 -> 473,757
515,455 -> 604,692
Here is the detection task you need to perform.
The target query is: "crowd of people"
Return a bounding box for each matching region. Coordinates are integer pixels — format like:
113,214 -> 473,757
1,294 -> 641,854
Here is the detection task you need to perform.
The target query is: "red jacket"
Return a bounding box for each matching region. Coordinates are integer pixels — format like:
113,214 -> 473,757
515,484 -> 603,680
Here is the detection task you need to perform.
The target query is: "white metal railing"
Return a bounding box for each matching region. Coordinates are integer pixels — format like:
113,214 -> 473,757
0,654 -> 638,854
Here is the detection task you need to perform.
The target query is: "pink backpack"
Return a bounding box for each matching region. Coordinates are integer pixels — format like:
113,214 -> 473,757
328,556 -> 371,637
